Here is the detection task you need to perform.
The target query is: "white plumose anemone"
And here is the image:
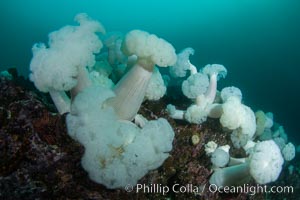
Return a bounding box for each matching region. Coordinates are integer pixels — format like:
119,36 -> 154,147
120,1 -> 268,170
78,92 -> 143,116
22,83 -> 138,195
209,140 -> 284,187
107,30 -> 177,120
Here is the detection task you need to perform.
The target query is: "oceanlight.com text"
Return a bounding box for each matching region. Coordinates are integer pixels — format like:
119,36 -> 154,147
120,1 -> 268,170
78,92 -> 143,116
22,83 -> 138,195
209,184 -> 294,196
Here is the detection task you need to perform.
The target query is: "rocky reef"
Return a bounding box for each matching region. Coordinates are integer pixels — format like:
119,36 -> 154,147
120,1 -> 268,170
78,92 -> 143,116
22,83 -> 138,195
0,72 -> 298,199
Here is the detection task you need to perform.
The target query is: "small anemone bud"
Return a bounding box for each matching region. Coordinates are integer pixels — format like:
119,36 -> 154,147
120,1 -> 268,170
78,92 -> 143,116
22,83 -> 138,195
191,134 -> 201,145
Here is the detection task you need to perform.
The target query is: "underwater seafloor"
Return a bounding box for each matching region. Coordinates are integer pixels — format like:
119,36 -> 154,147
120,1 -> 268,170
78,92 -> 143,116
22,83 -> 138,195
0,69 -> 299,200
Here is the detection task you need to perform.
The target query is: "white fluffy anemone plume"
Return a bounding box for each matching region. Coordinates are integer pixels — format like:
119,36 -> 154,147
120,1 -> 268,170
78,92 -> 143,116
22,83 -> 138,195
220,96 -> 256,148
29,13 -> 105,114
144,67 -> 167,101
66,86 -> 174,189
169,47 -> 197,78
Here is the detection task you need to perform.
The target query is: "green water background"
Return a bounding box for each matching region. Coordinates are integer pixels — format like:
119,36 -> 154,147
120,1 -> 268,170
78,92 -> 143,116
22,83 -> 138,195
0,0 -> 299,143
